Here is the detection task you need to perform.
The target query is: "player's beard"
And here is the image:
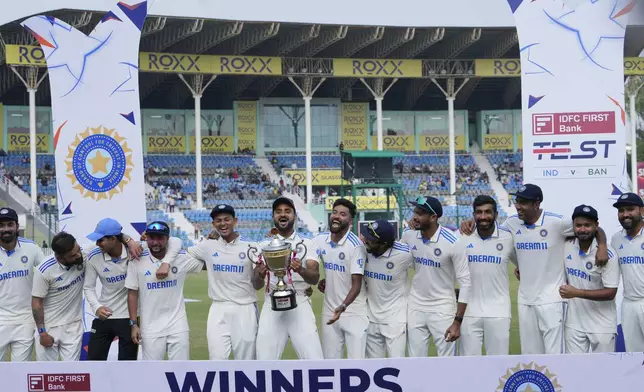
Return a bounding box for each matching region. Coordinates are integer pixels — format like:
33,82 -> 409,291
0,229 -> 17,244
329,217 -> 349,234
274,217 -> 294,233
474,217 -> 494,231
575,230 -> 595,242
71,254 -> 84,266
619,214 -> 641,230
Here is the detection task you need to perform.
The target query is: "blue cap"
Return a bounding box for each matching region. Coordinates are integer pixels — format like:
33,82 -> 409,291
510,183 -> 543,202
572,204 -> 598,221
408,195 -> 443,218
87,218 -> 123,241
361,220 -> 396,243
613,192 -> 644,208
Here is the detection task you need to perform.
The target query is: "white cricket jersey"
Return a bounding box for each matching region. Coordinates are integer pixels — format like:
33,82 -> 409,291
187,235 -> 257,305
364,241 -> 414,324
564,239 -> 619,334
125,250 -> 203,338
611,227 -> 644,302
259,231 -> 319,295
0,238 -> 45,325
32,256 -> 87,328
83,245 -> 130,319
315,230 -> 367,316
500,211 -> 573,305
462,224 -> 517,319
402,226 -> 470,314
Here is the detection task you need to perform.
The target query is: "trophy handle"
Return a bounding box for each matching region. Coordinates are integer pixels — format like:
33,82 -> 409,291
247,244 -> 262,265
294,240 -> 308,261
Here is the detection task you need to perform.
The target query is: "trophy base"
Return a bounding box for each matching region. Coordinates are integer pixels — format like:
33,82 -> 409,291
271,289 -> 297,311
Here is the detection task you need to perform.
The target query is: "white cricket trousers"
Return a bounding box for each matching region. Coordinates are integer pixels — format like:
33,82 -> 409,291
365,322 -> 406,358
0,322 -> 34,361
621,300 -> 644,352
142,331 -> 190,360
256,294 -> 323,360
460,317 -> 510,356
207,301 -> 258,360
564,327 -> 615,354
35,320 -> 83,361
321,311 -> 369,359
518,302 -> 565,354
407,309 -> 456,357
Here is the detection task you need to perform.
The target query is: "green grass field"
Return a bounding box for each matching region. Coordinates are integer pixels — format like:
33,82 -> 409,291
183,265 -> 522,359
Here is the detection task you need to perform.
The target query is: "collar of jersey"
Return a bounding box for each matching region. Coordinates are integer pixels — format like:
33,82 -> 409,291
416,225 -> 442,243
623,226 -> 644,240
522,210 -> 546,229
325,230 -> 350,246
218,233 -> 241,245
372,245 -> 394,259
278,231 -> 297,242
0,240 -> 20,256
104,244 -> 128,263
576,237 -> 598,257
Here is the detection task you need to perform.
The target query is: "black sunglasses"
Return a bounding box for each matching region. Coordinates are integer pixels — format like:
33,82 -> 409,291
146,222 -> 169,233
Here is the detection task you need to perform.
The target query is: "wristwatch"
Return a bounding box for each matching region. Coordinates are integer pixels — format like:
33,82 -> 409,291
38,327 -> 47,334
129,319 -> 137,327
338,303 -> 347,311
454,316 -> 464,324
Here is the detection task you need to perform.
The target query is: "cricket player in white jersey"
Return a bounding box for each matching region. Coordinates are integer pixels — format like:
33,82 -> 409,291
316,198 -> 368,359
126,221 -> 204,360
610,192 -> 644,351
402,196 -> 470,357
187,204 -> 259,360
83,218 -> 181,361
460,184 -> 609,354
0,207 -> 45,361
360,220 -> 413,358
255,197 -> 323,360
560,205 -> 619,353
459,196 -> 516,356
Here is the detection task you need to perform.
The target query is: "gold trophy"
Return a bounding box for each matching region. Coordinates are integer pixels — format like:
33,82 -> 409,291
248,235 -> 307,311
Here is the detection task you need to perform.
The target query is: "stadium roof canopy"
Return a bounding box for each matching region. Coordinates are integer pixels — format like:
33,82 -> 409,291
1,1 -> 644,112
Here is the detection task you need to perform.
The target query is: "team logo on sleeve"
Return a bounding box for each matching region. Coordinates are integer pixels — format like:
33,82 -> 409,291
585,262 -> 593,270
540,229 -> 548,238
239,252 -> 246,260
386,261 -> 394,270
497,362 -> 561,392
171,266 -> 178,274
21,256 -> 28,263
356,258 -> 363,268
434,248 -> 442,257
496,243 -> 503,251
77,264 -> 84,270
641,243 -> 644,250
339,252 -> 345,260
66,126 -> 134,200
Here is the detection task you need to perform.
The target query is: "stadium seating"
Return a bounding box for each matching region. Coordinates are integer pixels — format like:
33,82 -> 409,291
486,153 -> 523,194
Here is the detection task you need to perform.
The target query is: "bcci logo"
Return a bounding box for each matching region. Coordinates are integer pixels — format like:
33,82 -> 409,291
171,266 -> 178,274
66,126 -> 133,200
585,261 -> 593,270
434,248 -> 442,257
21,256 -> 28,264
540,229 -> 548,238
496,243 -> 503,251
386,261 -> 394,270
497,362 -> 561,392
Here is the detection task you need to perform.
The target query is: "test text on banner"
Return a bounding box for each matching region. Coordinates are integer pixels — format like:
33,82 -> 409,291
22,2 -> 150,360
509,0 -> 633,352
235,101 -> 258,153
2,353 -> 644,391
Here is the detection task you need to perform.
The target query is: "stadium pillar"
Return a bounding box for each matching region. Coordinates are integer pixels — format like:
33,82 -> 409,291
10,66 -> 47,213
178,74 -> 217,210
432,78 -> 469,195
288,76 -> 327,209
360,78 -> 398,151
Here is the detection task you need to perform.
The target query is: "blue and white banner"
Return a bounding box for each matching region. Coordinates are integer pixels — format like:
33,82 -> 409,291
508,0 -> 636,351
3,353 -> 644,391
22,1 -> 149,360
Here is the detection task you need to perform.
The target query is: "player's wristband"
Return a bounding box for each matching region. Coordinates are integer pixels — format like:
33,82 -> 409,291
129,319 -> 137,327
338,303 -> 347,311
38,327 -> 47,334
454,316 -> 463,324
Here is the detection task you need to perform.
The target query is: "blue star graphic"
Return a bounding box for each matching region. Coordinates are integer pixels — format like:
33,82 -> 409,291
520,43 -> 554,76
110,62 -> 139,97
543,0 -> 625,71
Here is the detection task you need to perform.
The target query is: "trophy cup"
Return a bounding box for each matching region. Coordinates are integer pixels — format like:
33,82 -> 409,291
248,236 -> 307,311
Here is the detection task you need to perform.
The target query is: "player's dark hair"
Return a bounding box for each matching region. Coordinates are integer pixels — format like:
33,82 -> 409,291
472,195 -> 497,213
333,198 -> 357,218
51,232 -> 77,255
